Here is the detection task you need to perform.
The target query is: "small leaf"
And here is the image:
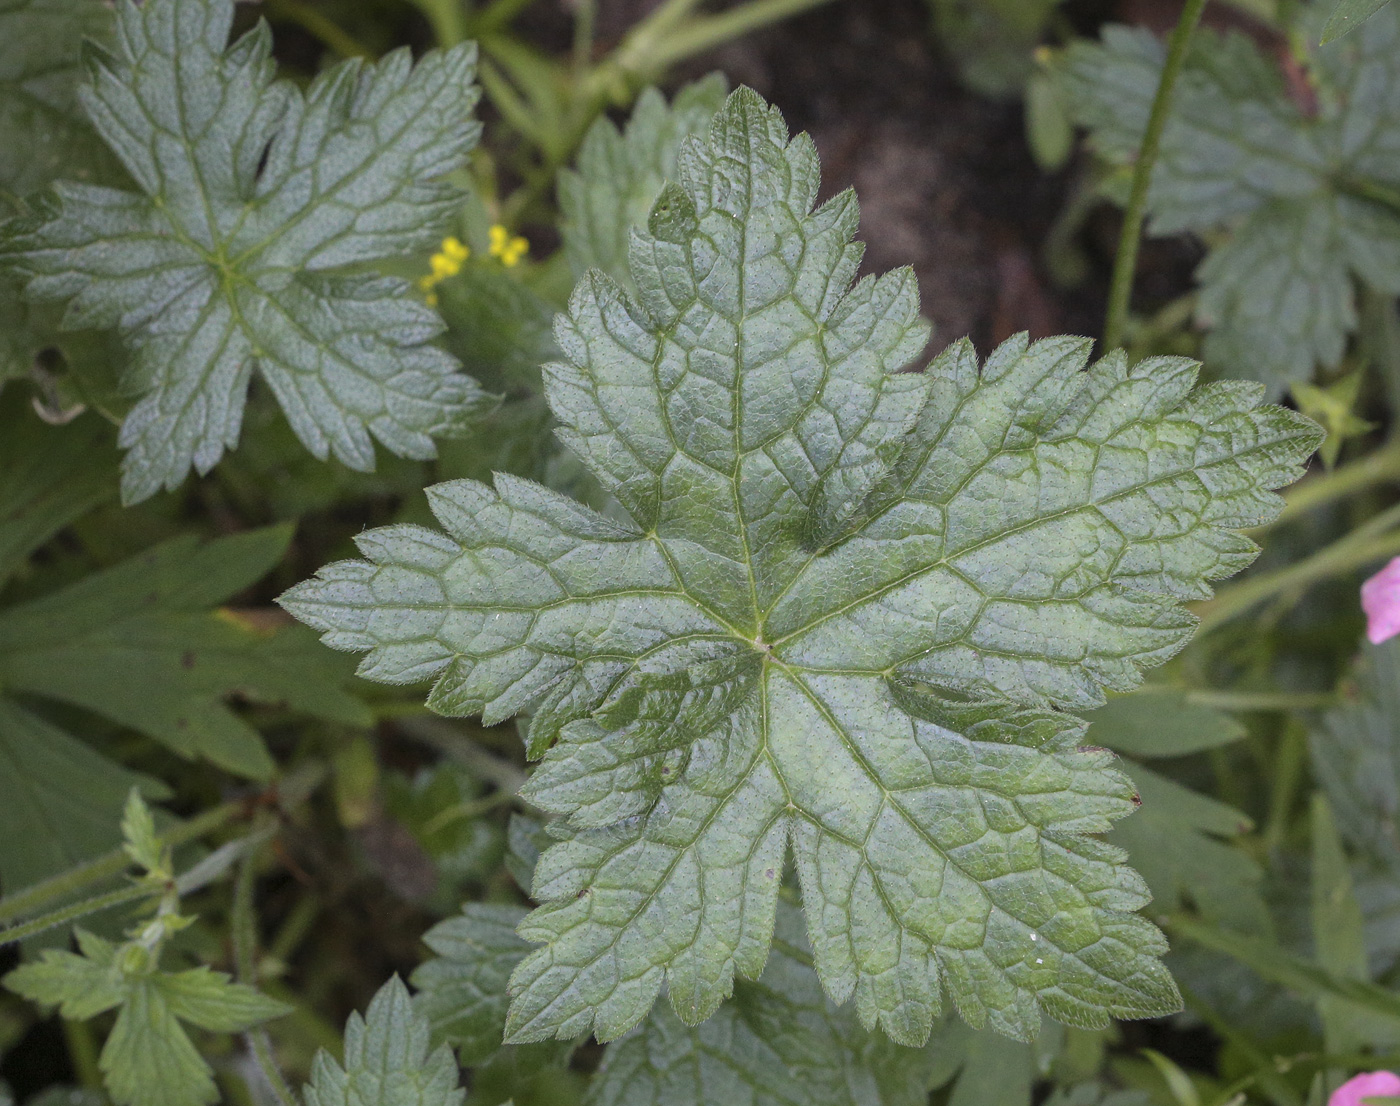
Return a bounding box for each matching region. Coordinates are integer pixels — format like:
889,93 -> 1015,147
412,903 -> 532,1065
1087,689 -> 1245,758
120,788 -> 164,875
1322,0 -> 1393,41
304,976 -> 465,1106
101,980 -> 219,1106
2,932 -> 127,1020
152,967 -> 293,1032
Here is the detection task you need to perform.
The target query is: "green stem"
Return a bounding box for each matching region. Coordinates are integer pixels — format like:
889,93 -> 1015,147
1185,689 -> 1339,711
414,0 -> 470,46
1195,504 -> 1400,634
0,884 -> 152,946
1263,721 -> 1308,854
477,55 -> 552,148
263,0 -> 373,57
234,839 -> 299,1106
396,717 -> 530,794
1263,437 -> 1400,529
573,0 -> 597,74
0,801 -> 238,927
634,0 -> 837,71
474,0 -> 538,33
1102,0 -> 1210,350
419,788 -> 518,837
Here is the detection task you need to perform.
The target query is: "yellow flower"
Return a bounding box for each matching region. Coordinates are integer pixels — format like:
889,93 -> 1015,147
488,224 -> 528,267
420,235 -> 472,305
440,236 -> 469,264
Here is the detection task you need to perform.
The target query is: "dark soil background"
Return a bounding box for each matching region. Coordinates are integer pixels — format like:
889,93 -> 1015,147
599,0 -> 1201,359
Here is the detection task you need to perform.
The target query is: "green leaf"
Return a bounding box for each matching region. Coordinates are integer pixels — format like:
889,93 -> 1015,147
0,396 -> 117,587
1323,0 -> 1393,42
1172,914 -> 1400,1027
412,903 -> 532,1065
1061,10 -> 1400,393
284,88 -> 1319,1047
1311,792 -> 1385,1053
1086,690 -> 1245,758
944,1028 -> 1034,1106
1314,639 -> 1400,872
0,0 -> 123,206
1044,1085 -> 1152,1106
304,976 -> 465,1106
2,930 -> 128,1020
587,903 -> 939,1106
0,701 -> 166,898
120,788 -> 164,875
6,0 -> 493,503
100,979 -> 228,1106
4,931 -> 289,1106
559,75 -> 728,288
0,526 -> 371,779
1107,763 -> 1266,932
152,966 -> 292,1031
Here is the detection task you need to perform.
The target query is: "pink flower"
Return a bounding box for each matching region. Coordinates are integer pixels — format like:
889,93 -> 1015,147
1362,558 -> 1400,645
1330,1071 -> 1400,1106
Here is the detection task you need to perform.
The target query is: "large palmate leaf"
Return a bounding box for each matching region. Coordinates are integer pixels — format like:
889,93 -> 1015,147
284,88 -> 1319,1047
1061,6 -> 1400,393
4,0 -> 492,503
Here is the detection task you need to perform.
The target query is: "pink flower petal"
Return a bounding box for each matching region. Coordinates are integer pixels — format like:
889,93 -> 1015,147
1330,1071 -> 1400,1106
1362,558 -> 1400,645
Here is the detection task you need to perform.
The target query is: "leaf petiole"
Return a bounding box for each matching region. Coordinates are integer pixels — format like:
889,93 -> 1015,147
1102,0 -> 1210,350
0,884 -> 152,947
0,800 -> 239,929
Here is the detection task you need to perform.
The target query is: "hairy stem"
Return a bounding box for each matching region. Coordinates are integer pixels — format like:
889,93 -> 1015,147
1102,0 -> 1210,350
234,837 -> 299,1106
0,884 -> 152,946
0,801 -> 237,927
